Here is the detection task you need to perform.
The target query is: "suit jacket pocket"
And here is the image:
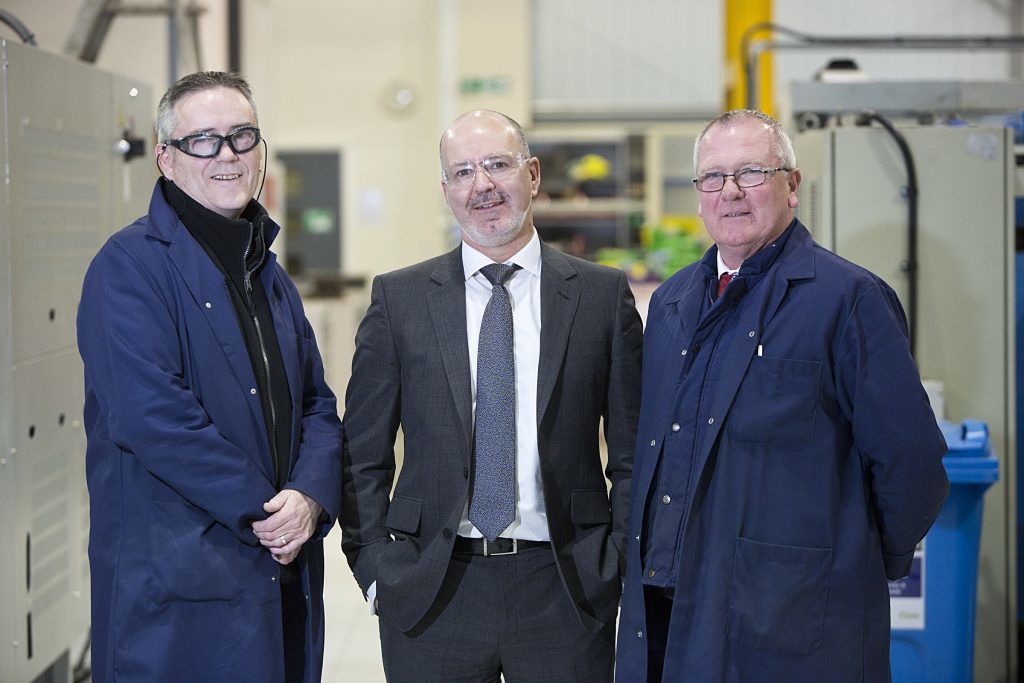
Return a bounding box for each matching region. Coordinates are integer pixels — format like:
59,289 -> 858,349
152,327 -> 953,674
728,536 -> 832,655
571,489 -> 612,526
727,356 -> 820,449
386,495 -> 423,536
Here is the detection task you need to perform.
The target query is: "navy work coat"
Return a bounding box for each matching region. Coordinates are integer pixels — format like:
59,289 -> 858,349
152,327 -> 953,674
78,183 -> 343,682
615,221 -> 949,682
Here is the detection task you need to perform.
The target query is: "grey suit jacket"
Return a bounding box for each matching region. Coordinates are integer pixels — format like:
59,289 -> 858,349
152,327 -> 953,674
340,241 -> 643,634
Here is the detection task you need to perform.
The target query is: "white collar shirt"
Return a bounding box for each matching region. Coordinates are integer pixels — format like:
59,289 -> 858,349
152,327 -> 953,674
459,230 -> 548,541
717,251 -> 740,279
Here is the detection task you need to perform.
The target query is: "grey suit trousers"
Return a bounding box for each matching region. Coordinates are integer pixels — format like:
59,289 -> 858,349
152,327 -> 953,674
378,543 -> 614,682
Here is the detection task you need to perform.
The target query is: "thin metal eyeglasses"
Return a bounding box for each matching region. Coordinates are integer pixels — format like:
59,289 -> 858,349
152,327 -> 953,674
163,125 -> 261,158
693,167 -> 791,193
443,153 -> 527,188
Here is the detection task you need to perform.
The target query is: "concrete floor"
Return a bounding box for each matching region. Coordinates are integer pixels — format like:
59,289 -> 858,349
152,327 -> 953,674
322,525 -> 386,682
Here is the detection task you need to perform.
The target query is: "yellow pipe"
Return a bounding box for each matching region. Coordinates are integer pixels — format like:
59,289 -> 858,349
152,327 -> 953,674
724,0 -> 773,115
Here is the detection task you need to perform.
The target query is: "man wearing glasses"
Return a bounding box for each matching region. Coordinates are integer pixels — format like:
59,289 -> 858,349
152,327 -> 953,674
77,72 -> 342,682
341,109 -> 642,681
615,109 -> 949,681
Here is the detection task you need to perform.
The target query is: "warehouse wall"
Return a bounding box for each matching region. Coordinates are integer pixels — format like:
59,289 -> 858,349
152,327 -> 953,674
1,2 -> 1022,680
3,0 -> 1019,276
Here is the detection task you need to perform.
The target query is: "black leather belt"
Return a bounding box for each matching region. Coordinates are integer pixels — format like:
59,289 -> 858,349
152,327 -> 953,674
453,536 -> 550,557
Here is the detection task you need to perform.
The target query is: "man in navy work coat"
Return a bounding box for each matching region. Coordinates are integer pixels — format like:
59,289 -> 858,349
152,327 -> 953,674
615,109 -> 949,682
78,72 -> 342,682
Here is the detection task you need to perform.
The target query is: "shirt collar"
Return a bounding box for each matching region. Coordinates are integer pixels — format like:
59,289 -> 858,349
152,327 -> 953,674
712,218 -> 799,278
716,251 -> 739,279
462,229 -> 541,281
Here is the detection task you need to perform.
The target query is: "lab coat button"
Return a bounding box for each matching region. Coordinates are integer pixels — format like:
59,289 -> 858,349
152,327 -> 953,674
680,349 -> 687,356
662,495 -> 671,504
708,417 -> 715,425
205,302 -> 212,309
748,330 -> 755,337
648,569 -> 656,578
637,630 -> 644,638
250,388 -> 257,395
691,344 -> 700,353
649,439 -> 656,447
671,422 -> 680,432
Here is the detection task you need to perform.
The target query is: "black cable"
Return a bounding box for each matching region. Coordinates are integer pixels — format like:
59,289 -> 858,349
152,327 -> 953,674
0,9 -> 37,45
255,137 -> 268,204
740,22 -> 799,110
854,110 -> 919,359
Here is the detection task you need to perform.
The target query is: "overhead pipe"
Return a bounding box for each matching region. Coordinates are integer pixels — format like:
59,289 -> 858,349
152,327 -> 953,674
0,9 -> 37,45
741,23 -> 1024,110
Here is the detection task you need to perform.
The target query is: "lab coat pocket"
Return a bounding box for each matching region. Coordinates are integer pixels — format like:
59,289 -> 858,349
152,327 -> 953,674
728,536 -> 832,655
148,501 -> 246,604
728,356 -> 820,449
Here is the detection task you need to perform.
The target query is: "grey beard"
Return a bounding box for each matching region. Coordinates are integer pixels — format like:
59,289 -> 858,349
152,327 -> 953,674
463,207 -> 528,249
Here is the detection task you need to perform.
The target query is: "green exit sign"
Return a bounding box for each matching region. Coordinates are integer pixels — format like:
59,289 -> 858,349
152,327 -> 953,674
459,76 -> 511,95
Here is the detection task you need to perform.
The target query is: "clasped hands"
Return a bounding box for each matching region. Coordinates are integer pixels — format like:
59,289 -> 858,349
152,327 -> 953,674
251,489 -> 321,565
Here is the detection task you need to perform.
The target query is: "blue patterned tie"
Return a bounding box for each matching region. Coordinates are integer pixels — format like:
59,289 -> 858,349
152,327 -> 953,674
469,262 -> 520,542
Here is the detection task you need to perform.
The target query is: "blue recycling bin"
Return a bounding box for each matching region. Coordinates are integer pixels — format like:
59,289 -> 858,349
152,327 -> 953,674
890,420 -> 999,682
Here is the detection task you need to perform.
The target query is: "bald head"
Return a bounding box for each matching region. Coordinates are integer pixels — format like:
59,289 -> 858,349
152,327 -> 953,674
440,110 -> 530,178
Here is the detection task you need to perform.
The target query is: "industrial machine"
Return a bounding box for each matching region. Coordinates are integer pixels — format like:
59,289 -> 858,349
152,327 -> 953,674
795,119 -> 1017,682
0,39 -> 152,682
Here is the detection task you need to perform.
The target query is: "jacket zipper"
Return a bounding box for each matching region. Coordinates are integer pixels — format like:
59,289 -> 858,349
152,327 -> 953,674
242,220 -> 281,489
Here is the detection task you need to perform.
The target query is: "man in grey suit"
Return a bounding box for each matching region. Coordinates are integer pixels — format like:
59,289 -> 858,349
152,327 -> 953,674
340,109 -> 643,681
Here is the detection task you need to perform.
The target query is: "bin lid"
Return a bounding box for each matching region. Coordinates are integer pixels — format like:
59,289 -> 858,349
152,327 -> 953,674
940,420 -> 999,485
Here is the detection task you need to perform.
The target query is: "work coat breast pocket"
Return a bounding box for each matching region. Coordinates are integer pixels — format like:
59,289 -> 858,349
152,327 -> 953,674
727,356 -> 820,449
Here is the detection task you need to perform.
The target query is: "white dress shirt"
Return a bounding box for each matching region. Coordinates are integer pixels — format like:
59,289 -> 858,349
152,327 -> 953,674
459,230 -> 549,542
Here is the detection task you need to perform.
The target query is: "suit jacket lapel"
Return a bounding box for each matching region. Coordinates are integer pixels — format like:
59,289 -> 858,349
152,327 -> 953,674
427,246 -> 474,448
537,244 -> 580,422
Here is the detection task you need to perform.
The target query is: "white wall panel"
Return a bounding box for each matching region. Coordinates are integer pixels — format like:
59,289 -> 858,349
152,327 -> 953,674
531,0 -> 722,117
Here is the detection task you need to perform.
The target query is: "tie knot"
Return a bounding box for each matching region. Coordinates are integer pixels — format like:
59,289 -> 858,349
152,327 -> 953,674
480,262 -> 520,287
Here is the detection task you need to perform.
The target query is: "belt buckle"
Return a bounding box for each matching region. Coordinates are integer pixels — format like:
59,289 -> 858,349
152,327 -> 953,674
482,538 -> 517,557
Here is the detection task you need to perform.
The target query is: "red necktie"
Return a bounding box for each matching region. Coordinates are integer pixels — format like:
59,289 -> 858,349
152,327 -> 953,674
717,272 -> 734,298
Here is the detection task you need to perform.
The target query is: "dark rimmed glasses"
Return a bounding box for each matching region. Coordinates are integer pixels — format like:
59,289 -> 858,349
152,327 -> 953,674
163,125 -> 261,158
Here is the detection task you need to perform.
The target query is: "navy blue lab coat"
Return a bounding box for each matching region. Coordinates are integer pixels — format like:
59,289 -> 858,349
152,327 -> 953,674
77,183 -> 342,682
615,221 -> 948,682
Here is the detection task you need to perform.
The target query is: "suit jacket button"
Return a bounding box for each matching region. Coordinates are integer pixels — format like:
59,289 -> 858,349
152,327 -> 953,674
442,528 -> 452,539
463,467 -> 469,479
